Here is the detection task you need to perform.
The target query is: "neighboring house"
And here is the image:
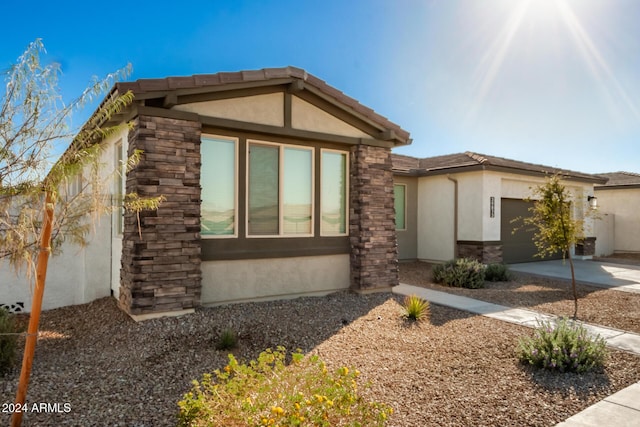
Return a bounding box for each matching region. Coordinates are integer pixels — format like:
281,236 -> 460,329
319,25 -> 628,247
391,152 -> 606,264
0,67 -> 411,319
593,172 -> 640,255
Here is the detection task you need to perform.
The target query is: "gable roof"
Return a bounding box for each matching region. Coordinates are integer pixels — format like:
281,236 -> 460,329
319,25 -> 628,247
111,66 -> 410,145
392,151 -> 607,184
595,171 -> 640,189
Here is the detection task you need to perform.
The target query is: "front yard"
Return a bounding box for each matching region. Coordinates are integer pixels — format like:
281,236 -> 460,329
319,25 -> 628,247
1,264 -> 639,426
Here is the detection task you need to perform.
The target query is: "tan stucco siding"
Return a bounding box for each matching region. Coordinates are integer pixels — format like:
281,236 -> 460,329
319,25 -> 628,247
291,96 -> 371,138
416,175 -> 455,261
596,188 -> 640,252
200,254 -> 350,305
174,93 -> 285,126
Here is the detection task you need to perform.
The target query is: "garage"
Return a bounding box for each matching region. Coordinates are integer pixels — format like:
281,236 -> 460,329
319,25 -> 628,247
500,198 -> 563,263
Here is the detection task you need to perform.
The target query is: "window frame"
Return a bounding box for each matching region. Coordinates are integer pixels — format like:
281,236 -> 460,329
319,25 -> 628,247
320,148 -> 350,237
246,139 -> 315,238
393,183 -> 407,231
200,134 -> 239,239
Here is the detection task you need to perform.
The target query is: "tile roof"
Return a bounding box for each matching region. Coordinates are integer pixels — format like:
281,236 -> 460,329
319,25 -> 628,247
595,171 -> 640,187
392,151 -> 607,183
114,66 -> 410,143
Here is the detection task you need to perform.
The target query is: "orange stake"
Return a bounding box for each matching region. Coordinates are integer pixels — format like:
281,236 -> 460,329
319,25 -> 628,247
12,192 -> 55,427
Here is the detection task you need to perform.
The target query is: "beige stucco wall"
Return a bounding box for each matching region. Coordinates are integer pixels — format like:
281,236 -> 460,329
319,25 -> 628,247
596,188 -> 640,252
0,132 -> 122,312
174,93 -> 285,126
291,97 -> 371,138
201,254 -> 350,305
411,170 -> 598,263
416,175 -> 455,261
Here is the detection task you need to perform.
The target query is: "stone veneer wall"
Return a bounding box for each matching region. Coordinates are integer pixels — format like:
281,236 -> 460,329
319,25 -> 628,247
575,237 -> 596,256
349,145 -> 399,291
457,241 -> 503,264
120,115 -> 202,316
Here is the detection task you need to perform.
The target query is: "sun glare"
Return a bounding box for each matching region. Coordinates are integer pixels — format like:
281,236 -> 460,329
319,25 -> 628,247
466,0 -> 640,124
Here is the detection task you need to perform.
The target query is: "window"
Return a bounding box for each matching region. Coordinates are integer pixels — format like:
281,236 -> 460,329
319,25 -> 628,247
321,150 -> 348,236
394,184 -> 406,230
114,140 -> 124,236
247,141 -> 313,236
201,136 -> 238,237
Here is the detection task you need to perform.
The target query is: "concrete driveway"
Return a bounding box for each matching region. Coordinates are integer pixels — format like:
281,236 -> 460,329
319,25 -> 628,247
509,259 -> 640,294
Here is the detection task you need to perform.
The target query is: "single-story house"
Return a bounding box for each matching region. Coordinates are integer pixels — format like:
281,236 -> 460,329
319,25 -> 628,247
593,172 -> 640,255
0,67 -> 411,320
391,152 -> 607,264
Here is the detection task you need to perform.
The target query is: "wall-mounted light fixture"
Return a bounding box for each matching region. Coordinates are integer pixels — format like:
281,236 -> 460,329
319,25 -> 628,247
587,195 -> 598,210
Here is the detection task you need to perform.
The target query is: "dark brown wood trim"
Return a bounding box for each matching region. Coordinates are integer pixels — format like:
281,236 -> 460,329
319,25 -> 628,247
136,105 -> 199,122
126,78 -> 295,102
200,115 -> 394,147
175,84 -> 285,105
201,236 -> 350,261
284,92 -> 292,128
294,89 -> 382,139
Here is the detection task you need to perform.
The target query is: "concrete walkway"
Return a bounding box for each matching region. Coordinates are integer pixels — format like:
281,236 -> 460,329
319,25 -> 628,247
510,259 -> 640,294
392,283 -> 640,427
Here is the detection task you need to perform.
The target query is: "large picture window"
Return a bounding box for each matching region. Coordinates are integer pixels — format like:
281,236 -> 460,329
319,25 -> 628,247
201,136 -> 238,237
247,141 -> 313,236
321,150 -> 348,236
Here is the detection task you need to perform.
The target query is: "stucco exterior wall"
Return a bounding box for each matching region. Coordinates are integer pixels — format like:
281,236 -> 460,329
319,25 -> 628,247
174,93 -> 285,126
416,175 -> 455,261
0,132 -> 122,312
596,188 -> 640,253
200,254 -> 350,305
291,97 -> 371,138
410,170 -> 598,263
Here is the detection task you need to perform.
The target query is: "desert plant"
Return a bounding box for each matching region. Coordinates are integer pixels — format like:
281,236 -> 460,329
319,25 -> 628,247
0,308 -> 19,375
518,318 -> 607,373
432,258 -> 486,289
215,328 -> 238,351
177,347 -> 393,427
484,263 -> 511,282
403,294 -> 430,321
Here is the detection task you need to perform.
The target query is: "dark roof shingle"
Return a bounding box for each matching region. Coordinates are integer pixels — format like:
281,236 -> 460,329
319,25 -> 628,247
115,66 -> 410,143
392,151 -> 606,183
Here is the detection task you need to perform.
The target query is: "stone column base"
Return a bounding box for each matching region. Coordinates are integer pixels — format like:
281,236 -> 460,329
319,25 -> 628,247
457,241 -> 503,264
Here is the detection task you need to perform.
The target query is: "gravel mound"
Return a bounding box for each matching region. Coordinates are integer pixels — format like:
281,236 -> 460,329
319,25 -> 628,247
0,289 -> 638,426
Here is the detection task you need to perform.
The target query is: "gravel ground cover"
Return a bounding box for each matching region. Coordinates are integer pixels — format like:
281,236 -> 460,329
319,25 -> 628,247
399,261 -> 640,333
0,266 -> 638,426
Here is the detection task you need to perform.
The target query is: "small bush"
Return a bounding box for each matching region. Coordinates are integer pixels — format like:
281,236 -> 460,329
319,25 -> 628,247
215,328 -> 238,351
403,294 -> 430,321
432,258 -> 486,289
0,308 -> 19,375
484,263 -> 511,282
177,347 -> 392,427
518,318 -> 607,373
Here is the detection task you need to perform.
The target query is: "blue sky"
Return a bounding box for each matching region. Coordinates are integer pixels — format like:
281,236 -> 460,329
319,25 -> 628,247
2,0 -> 639,174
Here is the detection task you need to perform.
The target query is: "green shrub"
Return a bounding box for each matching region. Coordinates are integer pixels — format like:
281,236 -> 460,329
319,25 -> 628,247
177,347 -> 392,427
215,328 -> 238,351
432,258 -> 486,289
0,308 -> 19,375
484,263 -> 511,282
403,294 -> 430,321
518,318 -> 607,373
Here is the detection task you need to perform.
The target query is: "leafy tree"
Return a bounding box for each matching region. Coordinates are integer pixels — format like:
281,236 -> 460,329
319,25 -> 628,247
516,174 -> 592,319
1,39 -> 162,271
0,40 -> 162,427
